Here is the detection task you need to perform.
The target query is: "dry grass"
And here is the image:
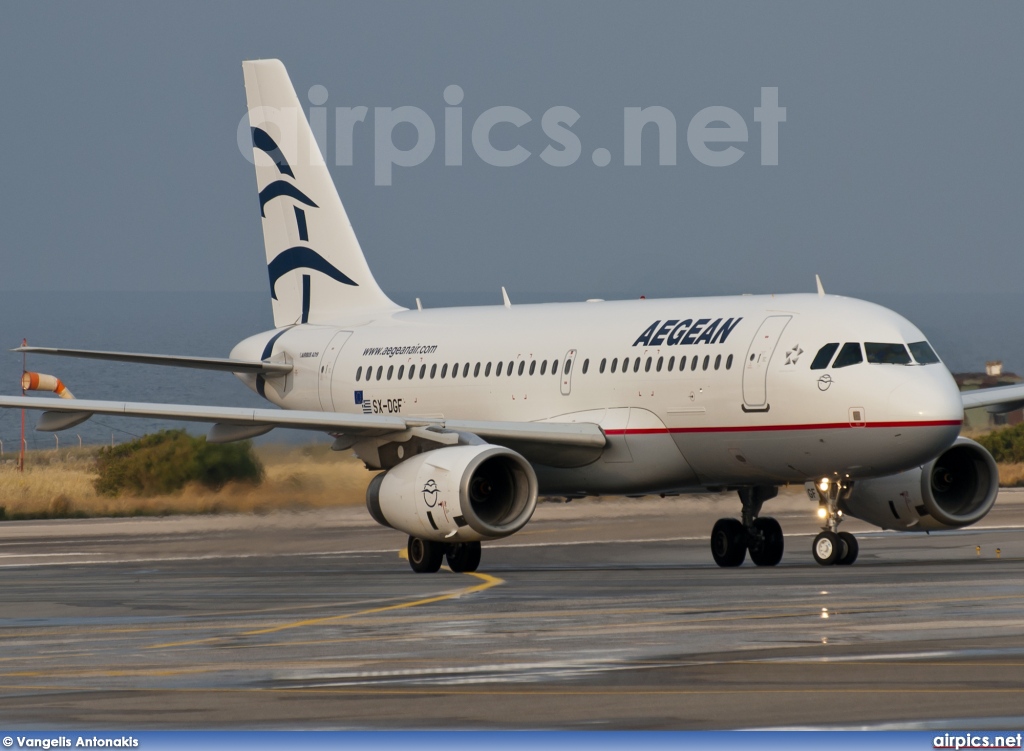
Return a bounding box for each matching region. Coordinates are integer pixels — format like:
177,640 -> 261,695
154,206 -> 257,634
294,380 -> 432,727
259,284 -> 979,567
998,463 -> 1024,488
0,443 -> 378,520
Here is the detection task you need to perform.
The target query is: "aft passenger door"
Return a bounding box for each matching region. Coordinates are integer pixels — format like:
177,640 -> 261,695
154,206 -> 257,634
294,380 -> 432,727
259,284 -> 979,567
318,331 -> 351,411
742,316 -> 791,412
560,349 -> 578,396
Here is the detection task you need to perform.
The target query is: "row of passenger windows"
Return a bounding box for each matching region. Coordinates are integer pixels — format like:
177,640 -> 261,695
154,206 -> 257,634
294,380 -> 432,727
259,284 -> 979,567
355,352 -> 735,382
810,341 -> 940,370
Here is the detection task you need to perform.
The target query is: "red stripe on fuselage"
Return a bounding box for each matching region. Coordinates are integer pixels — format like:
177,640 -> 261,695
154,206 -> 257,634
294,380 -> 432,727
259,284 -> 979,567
604,420 -> 962,436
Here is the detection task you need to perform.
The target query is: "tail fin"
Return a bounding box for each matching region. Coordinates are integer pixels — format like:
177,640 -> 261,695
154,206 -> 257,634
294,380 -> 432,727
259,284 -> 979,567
242,59 -> 400,326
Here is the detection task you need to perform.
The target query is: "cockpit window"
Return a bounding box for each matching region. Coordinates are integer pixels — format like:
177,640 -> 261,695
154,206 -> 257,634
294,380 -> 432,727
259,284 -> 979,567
831,342 -> 863,368
908,341 -> 941,364
865,342 -> 912,365
810,343 -> 839,370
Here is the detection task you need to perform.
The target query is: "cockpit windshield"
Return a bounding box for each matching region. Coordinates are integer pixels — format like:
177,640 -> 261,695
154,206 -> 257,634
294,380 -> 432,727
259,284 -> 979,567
865,342 -> 912,365
908,341 -> 941,364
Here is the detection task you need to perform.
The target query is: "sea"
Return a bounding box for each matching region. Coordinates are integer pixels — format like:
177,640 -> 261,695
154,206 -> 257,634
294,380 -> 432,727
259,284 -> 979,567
0,289 -> 1020,452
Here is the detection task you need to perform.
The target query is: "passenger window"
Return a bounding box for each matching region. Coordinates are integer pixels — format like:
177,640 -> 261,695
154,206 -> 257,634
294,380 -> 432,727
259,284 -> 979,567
529,361 -> 536,375
582,359 -> 589,374
645,357 -> 652,373
387,366 -> 394,380
612,358 -> 619,373
726,354 -> 733,370
702,355 -> 709,371
496,361 -> 503,377
832,342 -> 863,368
600,358 -> 606,374
508,361 -> 515,376
398,365 -> 404,379
430,364 -> 437,379
419,364 -> 426,379
810,343 -> 839,370
518,361 -> 525,376
563,359 -> 572,375
866,342 -> 912,365
485,362 -> 492,376
539,360 -> 546,376
552,359 -> 559,375
679,356 -> 686,371
474,363 -> 480,377
440,364 -> 448,378
714,355 -> 721,370
409,365 -> 415,380
463,363 -> 470,378
667,356 -> 675,371
356,366 -> 363,380
909,341 -> 940,365
633,358 -> 641,373
376,366 -> 383,380
691,356 -> 698,371
452,363 -> 459,378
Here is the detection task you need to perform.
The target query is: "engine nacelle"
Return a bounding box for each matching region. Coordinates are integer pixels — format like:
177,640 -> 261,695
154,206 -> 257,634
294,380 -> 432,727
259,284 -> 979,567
366,444 -> 538,542
843,437 -> 999,531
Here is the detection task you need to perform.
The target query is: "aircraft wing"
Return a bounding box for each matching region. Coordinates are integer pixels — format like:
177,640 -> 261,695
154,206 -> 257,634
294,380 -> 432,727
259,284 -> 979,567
0,396 -> 607,454
961,384 -> 1024,413
12,346 -> 292,375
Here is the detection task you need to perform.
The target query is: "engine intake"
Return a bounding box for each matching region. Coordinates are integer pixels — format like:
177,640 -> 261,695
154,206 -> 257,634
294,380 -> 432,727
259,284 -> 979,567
366,444 -> 538,542
843,437 -> 999,531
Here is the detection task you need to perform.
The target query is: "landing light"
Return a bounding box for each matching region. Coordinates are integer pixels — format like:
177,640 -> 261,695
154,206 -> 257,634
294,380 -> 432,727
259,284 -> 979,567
818,478 -> 830,493
816,507 -> 827,519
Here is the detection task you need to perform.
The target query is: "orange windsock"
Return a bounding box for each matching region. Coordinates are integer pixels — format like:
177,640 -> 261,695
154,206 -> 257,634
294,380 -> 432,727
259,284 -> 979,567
21,372 -> 75,399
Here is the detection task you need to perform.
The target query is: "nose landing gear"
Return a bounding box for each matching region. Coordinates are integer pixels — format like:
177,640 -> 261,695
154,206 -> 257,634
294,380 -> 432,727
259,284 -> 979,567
808,479 -> 858,566
710,486 -> 784,567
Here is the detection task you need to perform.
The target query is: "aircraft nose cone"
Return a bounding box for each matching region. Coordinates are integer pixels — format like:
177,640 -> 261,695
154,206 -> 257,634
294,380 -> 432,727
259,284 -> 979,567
888,370 -> 964,425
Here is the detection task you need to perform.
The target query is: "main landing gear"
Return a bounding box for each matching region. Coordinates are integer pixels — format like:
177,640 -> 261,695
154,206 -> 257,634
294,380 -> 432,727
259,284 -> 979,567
711,486 -> 784,567
407,536 -> 482,574
810,478 -> 858,566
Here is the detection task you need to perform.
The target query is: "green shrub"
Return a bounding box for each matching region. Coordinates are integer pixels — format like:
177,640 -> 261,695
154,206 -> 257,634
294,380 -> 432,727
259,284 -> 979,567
94,430 -> 264,497
975,423 -> 1024,464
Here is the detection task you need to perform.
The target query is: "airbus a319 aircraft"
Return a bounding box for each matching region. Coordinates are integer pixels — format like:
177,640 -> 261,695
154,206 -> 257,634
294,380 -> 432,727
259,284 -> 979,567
4,60 -> 1023,573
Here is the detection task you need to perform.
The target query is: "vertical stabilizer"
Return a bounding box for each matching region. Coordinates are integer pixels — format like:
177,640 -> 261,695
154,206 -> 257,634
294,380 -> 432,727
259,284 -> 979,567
242,59 -> 401,326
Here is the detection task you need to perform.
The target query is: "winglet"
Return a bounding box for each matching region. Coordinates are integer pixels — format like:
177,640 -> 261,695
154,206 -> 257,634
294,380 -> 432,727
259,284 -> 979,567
815,274 -> 825,297
501,287 -> 512,308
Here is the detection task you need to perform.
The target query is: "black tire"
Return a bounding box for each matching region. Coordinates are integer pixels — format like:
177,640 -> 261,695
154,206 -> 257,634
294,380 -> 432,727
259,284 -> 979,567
407,536 -> 444,573
836,531 -> 859,566
748,517 -> 784,567
710,518 -> 747,567
812,530 -> 842,566
445,541 -> 482,573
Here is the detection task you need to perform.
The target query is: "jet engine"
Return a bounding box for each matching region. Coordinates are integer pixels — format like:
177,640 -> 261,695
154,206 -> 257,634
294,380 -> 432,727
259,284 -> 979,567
366,444 -> 538,542
842,437 -> 999,531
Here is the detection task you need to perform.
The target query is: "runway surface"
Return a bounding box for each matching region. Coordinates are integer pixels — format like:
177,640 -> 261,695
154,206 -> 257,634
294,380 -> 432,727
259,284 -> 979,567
1,487 -> 1023,729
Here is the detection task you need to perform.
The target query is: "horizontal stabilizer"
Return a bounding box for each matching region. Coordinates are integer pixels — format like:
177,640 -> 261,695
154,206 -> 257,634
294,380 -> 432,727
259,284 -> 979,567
14,347 -> 292,375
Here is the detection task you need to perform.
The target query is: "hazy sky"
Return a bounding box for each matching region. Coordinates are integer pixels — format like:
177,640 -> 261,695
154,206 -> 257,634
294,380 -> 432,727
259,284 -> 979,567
2,2 -> 1022,305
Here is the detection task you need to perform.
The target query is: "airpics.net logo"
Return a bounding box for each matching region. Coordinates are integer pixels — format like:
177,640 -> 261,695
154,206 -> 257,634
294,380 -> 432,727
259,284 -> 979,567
238,86 -> 786,186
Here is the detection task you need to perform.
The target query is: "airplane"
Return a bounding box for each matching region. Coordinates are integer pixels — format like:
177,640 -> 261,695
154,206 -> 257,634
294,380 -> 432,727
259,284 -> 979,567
3,58 -> 1024,574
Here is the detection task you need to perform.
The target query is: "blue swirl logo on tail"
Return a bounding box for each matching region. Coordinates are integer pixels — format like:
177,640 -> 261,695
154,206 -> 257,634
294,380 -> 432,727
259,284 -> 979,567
267,247 -> 358,300
251,127 -> 294,178
252,126 -> 358,322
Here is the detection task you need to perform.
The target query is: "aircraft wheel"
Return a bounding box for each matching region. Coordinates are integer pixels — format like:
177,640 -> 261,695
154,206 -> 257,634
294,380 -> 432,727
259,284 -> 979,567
711,518 -> 747,567
445,541 -> 482,573
812,531 -> 843,566
748,517 -> 784,567
836,531 -> 859,566
407,536 -> 444,573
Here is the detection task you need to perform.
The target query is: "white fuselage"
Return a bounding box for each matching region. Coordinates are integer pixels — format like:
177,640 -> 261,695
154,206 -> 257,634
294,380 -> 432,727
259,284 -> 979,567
231,292 -> 964,495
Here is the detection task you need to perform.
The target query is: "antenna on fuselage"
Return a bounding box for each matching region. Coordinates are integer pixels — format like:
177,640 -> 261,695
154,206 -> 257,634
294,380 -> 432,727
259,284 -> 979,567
416,298 -> 423,311
815,274 -> 825,297
501,287 -> 512,308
